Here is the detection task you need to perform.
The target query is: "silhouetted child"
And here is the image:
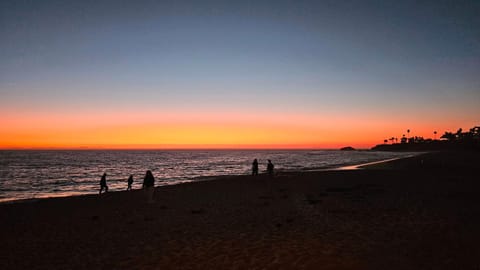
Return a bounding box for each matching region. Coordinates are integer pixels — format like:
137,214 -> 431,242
267,160 -> 274,176
143,170 -> 155,203
127,175 -> 133,190
99,173 -> 108,194
252,159 -> 259,176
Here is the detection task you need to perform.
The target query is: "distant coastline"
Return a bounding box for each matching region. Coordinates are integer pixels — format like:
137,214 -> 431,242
371,140 -> 479,152
372,126 -> 480,152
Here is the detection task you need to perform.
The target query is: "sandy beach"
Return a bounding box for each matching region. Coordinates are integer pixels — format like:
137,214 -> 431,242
1,150 -> 479,269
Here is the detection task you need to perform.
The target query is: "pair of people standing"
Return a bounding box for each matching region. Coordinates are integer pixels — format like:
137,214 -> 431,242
99,171 -> 155,202
252,159 -> 274,176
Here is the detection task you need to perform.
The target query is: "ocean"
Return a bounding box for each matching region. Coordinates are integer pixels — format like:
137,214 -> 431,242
0,150 -> 415,202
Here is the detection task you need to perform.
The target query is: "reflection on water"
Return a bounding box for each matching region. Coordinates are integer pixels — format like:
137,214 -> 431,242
0,150 -> 416,202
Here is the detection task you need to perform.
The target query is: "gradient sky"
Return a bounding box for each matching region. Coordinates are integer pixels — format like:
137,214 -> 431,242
1,0 -> 479,149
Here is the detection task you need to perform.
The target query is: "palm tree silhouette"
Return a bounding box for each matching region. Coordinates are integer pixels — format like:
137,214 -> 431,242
434,131 -> 437,140
407,129 -> 410,139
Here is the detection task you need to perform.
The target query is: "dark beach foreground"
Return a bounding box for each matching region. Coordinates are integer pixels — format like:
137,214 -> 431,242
1,151 -> 479,269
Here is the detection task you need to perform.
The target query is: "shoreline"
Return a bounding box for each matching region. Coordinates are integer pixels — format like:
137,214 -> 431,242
1,150 -> 479,269
0,154 -> 422,205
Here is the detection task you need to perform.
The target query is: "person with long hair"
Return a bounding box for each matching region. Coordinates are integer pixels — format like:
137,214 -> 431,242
143,170 -> 155,203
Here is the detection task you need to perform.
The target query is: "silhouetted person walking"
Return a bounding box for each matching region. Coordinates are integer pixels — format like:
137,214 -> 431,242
267,160 -> 274,176
127,175 -> 133,191
99,173 -> 108,194
252,159 -> 259,176
143,170 -> 155,203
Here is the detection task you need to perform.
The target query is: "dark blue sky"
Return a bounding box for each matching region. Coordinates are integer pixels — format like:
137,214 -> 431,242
1,0 -> 479,146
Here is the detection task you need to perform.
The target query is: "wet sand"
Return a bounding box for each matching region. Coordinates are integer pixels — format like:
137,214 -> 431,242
1,150 -> 479,269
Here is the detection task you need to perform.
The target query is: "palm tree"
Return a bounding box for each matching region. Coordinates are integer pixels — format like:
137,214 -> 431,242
441,132 -> 456,141
384,139 -> 388,144
434,131 -> 437,140
407,129 -> 410,138
456,128 -> 463,139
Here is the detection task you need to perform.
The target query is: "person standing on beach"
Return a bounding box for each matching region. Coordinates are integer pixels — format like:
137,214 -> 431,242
127,175 -> 133,191
99,173 -> 108,194
143,170 -> 155,203
267,160 -> 274,176
252,159 -> 259,176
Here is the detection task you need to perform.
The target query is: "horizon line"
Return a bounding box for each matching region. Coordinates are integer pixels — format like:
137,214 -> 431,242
0,148 -> 371,151
0,143 -> 373,150
0,145 -> 372,151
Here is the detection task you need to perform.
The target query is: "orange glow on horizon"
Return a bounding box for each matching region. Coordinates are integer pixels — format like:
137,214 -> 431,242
1,109 -> 477,150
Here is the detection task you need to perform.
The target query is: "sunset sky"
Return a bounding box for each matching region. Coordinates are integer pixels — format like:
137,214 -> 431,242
1,0 -> 479,149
